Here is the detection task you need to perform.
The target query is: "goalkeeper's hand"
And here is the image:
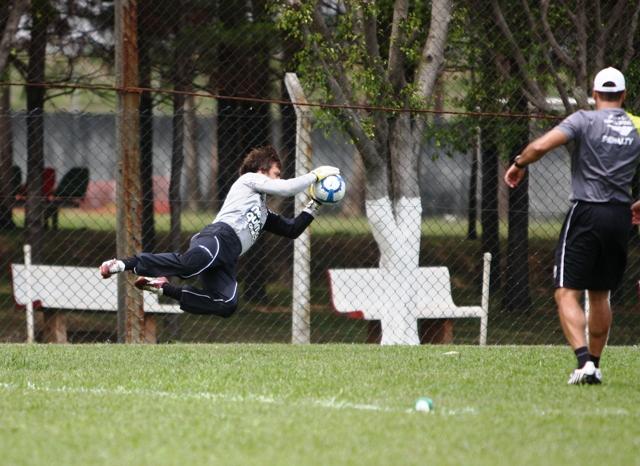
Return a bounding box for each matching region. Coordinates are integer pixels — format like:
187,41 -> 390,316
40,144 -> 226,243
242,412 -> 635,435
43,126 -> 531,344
310,165 -> 340,181
303,198 -> 322,216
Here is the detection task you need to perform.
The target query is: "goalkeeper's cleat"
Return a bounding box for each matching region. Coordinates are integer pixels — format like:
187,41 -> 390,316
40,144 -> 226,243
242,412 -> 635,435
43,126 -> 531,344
134,276 -> 168,295
100,259 -> 124,279
586,368 -> 603,385
567,361 -> 596,385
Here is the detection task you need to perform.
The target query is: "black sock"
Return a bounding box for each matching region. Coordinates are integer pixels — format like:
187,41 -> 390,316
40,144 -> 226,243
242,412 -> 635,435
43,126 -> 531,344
590,354 -> 600,368
122,257 -> 138,271
574,346 -> 589,368
162,283 -> 182,301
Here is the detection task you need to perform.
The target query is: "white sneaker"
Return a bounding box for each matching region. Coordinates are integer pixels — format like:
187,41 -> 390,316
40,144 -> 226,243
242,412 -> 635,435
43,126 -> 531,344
134,276 -> 168,295
100,259 -> 124,279
587,368 -> 602,385
567,361 -> 596,385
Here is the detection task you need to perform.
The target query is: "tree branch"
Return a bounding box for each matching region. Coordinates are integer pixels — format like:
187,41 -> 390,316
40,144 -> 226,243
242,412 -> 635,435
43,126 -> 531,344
622,1 -> 640,70
0,0 -> 30,74
415,0 -> 452,99
540,0 -> 575,69
520,0 -> 571,112
491,0 -> 549,111
304,2 -> 381,170
601,0 -> 629,41
594,1 -> 604,70
387,0 -> 408,91
357,1 -> 390,148
574,1 -> 588,99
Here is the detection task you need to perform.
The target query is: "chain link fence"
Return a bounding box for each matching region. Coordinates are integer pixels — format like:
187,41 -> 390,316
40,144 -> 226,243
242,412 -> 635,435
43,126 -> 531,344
1,0 -> 639,345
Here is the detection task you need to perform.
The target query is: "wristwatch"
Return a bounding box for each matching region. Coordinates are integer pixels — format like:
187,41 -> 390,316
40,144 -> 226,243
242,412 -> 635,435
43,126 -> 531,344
514,155 -> 526,169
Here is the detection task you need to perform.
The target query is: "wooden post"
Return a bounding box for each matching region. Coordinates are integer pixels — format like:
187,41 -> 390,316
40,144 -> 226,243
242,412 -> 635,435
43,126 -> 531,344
143,315 -> 157,344
115,0 -> 144,343
284,73 -> 312,344
43,312 -> 67,344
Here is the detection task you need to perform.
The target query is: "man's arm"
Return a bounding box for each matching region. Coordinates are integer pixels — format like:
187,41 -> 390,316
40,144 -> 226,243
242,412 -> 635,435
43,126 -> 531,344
253,173 -> 317,197
262,201 -> 321,239
504,128 -> 569,188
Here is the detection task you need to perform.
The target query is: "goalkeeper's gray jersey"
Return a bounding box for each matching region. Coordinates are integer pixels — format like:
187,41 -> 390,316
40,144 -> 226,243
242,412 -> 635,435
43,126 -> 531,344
556,109 -> 640,203
213,172 -> 316,255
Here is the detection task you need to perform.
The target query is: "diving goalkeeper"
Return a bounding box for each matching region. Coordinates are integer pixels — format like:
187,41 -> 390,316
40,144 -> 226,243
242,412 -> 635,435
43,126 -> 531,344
100,145 -> 338,317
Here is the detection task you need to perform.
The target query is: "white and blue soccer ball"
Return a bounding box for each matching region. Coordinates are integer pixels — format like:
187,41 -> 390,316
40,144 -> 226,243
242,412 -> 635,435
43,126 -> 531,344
310,174 -> 346,204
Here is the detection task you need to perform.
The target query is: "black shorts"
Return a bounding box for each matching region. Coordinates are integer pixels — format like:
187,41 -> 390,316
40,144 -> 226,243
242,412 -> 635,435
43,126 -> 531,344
554,201 -> 631,291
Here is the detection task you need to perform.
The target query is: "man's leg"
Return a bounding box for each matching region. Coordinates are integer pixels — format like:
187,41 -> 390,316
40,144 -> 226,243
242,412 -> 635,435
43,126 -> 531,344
133,247 -> 215,278
555,287 -> 597,384
100,235 -> 218,279
586,289 -> 611,384
554,287 -> 587,350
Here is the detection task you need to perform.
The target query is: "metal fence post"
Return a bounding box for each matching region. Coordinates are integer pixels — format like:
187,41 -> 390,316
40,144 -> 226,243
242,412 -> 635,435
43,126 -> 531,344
23,244 -> 34,343
115,0 -> 144,343
284,73 -> 312,344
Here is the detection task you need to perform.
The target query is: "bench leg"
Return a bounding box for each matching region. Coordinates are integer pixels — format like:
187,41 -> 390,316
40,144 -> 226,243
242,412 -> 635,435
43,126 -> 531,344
380,316 -> 421,345
367,321 -> 381,344
419,319 -> 454,344
143,314 -> 157,344
43,311 -> 67,343
367,319 -> 454,344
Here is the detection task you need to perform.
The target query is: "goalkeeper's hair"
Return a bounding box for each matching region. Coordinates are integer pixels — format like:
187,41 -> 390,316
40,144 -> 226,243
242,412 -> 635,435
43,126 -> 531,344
239,146 -> 282,175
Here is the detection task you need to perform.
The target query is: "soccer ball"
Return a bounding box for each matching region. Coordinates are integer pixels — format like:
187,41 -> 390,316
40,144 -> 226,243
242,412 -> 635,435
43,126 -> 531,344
310,174 -> 346,204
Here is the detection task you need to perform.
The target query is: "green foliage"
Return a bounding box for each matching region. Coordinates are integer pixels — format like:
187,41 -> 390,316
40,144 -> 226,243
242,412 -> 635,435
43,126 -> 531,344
275,1 -> 436,116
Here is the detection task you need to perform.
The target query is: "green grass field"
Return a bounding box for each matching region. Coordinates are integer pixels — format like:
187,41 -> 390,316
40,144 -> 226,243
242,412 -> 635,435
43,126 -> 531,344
1,344 -> 639,466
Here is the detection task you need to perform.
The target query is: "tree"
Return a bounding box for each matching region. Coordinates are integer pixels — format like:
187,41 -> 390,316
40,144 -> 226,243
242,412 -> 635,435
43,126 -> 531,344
479,0 -> 640,309
4,0 -> 114,239
490,0 -> 640,114
0,2 -> 26,230
138,0 -> 158,252
278,0 -> 452,342
0,69 -> 15,231
24,0 -> 52,262
281,0 -> 451,260
0,0 -> 30,75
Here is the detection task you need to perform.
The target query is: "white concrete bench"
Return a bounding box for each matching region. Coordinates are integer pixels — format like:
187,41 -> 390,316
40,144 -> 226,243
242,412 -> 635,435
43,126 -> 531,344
11,263 -> 181,343
328,253 -> 491,345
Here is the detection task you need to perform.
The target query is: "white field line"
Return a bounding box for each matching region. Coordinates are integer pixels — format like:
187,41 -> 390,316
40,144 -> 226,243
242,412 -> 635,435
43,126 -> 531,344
0,381 -> 476,416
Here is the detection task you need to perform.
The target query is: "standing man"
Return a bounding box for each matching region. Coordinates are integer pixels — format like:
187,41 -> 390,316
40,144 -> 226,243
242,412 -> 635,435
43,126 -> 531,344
504,67 -> 640,385
100,145 -> 338,319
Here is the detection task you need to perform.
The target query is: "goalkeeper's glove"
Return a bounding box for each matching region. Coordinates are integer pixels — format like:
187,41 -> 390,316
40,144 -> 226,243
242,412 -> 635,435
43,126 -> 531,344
310,165 -> 340,181
303,199 -> 322,216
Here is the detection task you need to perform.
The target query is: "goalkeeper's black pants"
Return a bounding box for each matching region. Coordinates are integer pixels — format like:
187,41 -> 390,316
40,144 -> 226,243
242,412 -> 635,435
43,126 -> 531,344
128,222 -> 241,317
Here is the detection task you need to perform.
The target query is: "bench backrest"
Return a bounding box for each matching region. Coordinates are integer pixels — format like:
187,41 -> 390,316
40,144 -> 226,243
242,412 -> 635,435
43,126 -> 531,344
328,267 -> 463,320
54,167 -> 89,200
11,264 -> 181,314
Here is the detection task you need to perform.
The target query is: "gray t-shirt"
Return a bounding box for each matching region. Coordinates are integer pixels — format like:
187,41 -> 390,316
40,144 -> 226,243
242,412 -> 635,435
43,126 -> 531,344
213,172 -> 316,255
556,109 -> 640,203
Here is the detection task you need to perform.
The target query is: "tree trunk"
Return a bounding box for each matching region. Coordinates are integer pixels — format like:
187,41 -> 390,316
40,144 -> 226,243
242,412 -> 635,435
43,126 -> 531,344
340,147 -> 365,217
480,119 -> 501,295
138,1 -> 155,251
208,104 -> 219,212
0,0 -> 30,74
25,0 -> 48,263
0,70 -> 16,230
184,93 -> 201,211
504,94 -> 531,312
167,6 -> 190,340
169,90 -> 184,248
467,126 -> 479,240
